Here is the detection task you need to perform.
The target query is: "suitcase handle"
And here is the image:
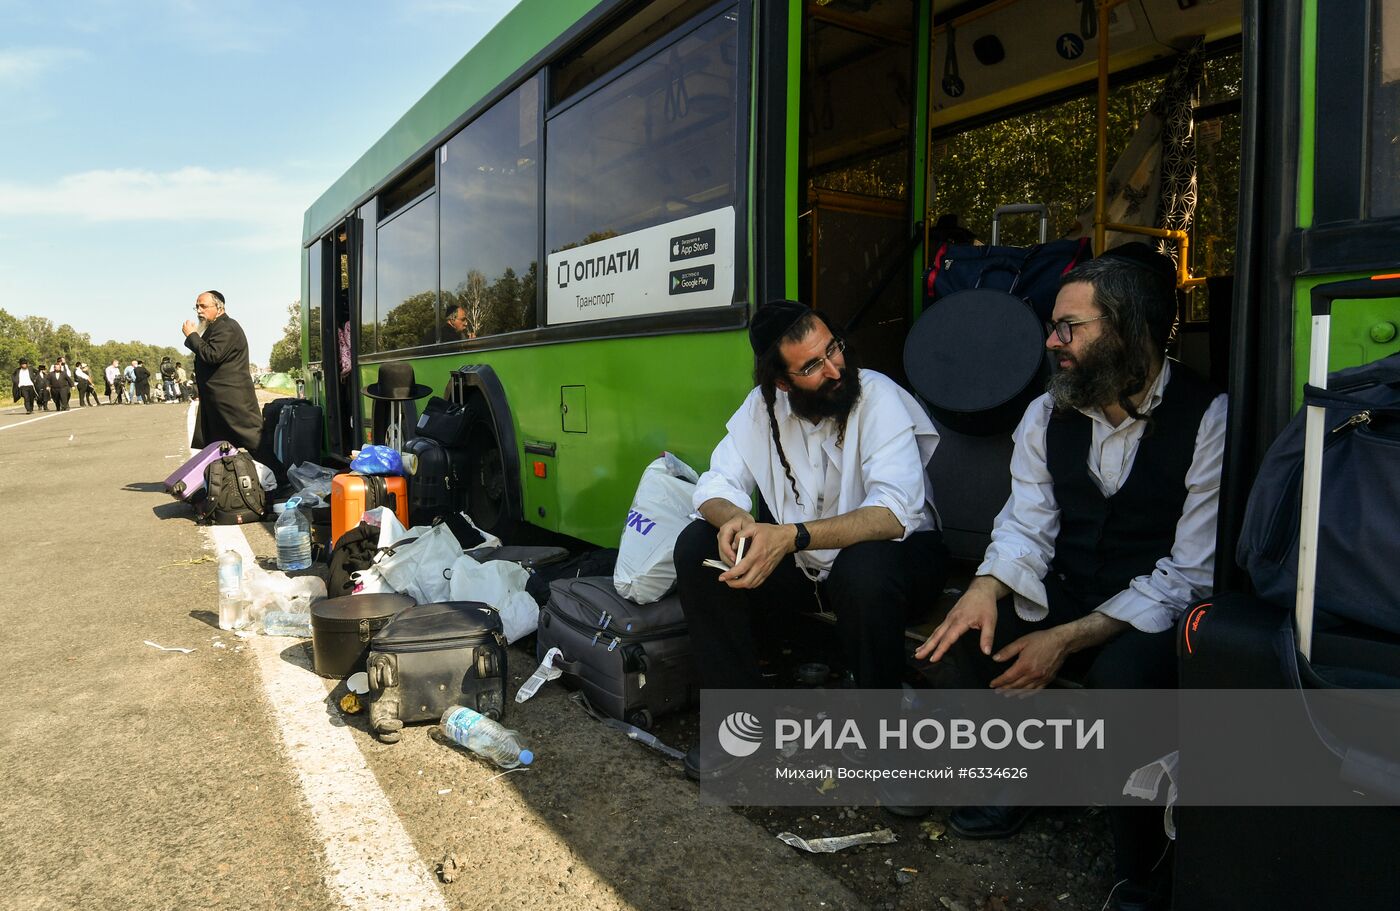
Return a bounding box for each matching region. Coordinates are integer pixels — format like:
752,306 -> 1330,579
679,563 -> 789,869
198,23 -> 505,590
1296,274 -> 1400,658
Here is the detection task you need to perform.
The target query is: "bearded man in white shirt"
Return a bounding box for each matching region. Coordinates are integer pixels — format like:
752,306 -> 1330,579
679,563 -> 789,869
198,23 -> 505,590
676,299 -> 949,780
916,244 -> 1227,911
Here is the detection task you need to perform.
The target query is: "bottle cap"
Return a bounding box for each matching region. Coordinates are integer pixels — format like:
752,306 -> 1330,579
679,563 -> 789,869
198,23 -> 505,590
518,749 -> 534,766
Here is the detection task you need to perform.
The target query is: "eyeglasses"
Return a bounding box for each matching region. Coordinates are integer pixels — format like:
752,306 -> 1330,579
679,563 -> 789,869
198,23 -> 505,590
1046,315 -> 1108,345
790,337 -> 846,377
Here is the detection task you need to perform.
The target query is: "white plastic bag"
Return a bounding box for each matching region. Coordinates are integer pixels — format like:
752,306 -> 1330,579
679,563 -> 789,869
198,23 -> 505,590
371,522 -> 463,604
288,462 -> 336,506
446,554 -> 538,643
252,459 -> 278,492
614,452 -> 699,604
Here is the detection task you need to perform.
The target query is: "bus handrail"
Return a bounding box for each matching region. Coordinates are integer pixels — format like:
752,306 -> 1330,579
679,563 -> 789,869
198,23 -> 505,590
1101,223 -> 1206,289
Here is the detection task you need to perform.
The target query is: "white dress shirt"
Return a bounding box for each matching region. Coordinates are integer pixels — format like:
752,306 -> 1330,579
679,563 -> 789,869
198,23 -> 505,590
16,368 -> 34,388
693,368 -> 940,581
977,361 -> 1228,633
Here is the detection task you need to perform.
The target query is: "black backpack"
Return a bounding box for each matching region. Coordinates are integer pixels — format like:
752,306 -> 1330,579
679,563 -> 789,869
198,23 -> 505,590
161,361 -> 176,379
197,447 -> 267,525
327,522 -> 382,597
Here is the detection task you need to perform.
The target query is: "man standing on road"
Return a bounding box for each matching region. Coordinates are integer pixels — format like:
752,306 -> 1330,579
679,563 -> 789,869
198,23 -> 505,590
182,290 -> 262,450
74,362 -> 99,407
11,358 -> 38,413
34,363 -> 51,411
122,361 -> 137,403
105,360 -> 120,404
133,360 -> 151,404
159,357 -> 179,403
175,362 -> 189,402
47,362 -> 73,411
674,299 -> 948,780
915,245 -> 1227,911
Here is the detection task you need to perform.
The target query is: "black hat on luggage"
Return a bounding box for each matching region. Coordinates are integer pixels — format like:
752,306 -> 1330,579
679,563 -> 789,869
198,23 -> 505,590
749,299 -> 813,357
363,362 -> 432,401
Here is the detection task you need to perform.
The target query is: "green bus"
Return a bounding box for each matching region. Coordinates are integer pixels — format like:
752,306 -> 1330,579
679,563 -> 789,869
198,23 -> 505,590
302,0 -> 1399,903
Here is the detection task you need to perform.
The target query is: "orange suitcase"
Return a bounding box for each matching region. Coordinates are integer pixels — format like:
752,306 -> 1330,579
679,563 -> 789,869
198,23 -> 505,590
331,472 -> 409,546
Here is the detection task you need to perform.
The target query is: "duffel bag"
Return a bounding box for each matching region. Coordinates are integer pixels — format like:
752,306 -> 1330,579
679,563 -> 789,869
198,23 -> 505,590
1237,353 -> 1400,633
367,601 -> 507,743
926,237 -> 1090,322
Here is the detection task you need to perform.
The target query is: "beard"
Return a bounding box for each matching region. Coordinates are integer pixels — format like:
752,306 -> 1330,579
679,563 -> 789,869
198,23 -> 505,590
1047,332 -> 1135,411
787,367 -> 862,424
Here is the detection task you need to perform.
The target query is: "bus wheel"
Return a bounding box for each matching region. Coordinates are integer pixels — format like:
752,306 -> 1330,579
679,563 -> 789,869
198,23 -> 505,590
463,397 -> 514,540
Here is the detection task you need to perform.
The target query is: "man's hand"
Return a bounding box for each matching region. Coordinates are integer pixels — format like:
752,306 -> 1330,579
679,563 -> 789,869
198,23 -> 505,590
987,627 -> 1072,691
181,320 -> 198,337
914,576 -> 1006,664
719,522 -> 795,590
714,512 -> 756,566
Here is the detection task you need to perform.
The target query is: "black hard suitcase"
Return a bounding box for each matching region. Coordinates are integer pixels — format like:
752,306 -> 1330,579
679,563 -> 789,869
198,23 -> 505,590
256,397 -> 298,482
366,601 -> 507,743
537,577 -> 695,729
310,593 -> 413,679
404,435 -> 463,526
275,400 -> 323,474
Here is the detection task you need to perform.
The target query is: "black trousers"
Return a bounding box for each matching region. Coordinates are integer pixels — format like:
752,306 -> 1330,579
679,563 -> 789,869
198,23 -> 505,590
952,576 -> 1178,889
52,387 -> 70,411
18,387 -> 35,413
675,519 -> 948,691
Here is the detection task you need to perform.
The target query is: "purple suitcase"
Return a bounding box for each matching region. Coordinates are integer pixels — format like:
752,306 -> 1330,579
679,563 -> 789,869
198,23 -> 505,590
165,440 -> 234,501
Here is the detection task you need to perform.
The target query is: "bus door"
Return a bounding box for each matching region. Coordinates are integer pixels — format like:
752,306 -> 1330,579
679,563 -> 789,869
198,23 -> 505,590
314,218 -> 362,457
800,3 -> 919,384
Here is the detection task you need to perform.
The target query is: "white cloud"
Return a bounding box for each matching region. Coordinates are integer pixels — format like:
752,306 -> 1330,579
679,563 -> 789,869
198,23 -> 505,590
0,167 -> 315,245
0,46 -> 85,84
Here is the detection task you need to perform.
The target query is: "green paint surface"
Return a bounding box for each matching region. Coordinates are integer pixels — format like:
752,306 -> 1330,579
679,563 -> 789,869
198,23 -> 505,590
1291,274 -> 1400,407
356,330 -> 754,546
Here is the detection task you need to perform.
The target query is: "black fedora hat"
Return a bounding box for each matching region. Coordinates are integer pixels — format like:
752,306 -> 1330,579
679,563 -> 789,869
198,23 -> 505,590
363,362 -> 432,401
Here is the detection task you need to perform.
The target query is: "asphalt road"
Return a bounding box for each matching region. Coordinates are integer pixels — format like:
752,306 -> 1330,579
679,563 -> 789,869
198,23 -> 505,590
0,399 -> 862,911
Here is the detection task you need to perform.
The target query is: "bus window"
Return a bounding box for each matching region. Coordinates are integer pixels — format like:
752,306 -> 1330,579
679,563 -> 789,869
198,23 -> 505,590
1370,0 -> 1400,218
544,7 -> 739,297
439,75 -> 541,341
376,192 -> 438,352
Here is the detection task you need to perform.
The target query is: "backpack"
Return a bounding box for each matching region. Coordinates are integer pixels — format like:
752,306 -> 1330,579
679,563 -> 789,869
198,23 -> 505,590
196,447 -> 268,525
327,522 -> 382,597
161,361 -> 176,379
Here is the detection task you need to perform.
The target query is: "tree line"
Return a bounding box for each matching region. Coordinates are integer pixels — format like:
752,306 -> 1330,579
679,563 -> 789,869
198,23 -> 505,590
0,309 -> 189,381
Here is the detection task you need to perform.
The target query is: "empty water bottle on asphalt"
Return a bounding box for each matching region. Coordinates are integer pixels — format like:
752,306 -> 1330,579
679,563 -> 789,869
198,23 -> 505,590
440,706 -> 534,769
275,496 -> 312,571
217,551 -> 244,630
262,609 -> 313,637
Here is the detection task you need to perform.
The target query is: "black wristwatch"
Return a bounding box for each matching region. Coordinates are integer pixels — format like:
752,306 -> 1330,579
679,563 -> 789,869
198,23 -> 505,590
792,522 -> 811,552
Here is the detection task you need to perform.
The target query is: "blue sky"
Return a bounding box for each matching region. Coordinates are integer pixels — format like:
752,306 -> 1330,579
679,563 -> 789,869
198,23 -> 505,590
0,0 -> 516,365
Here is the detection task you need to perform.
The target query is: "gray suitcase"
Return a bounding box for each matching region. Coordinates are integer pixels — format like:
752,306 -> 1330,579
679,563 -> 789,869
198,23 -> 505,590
536,576 -> 695,730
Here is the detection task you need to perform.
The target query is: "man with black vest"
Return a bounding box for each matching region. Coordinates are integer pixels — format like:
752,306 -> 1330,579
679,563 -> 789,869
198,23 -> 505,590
916,245 -> 1226,911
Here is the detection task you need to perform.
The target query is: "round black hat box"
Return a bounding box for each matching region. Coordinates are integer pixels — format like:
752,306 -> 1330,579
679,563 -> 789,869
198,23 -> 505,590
904,288 -> 1050,436
311,593 -> 414,679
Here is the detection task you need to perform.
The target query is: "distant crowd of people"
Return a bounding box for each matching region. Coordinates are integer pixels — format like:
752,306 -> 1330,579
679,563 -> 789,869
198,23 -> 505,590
10,355 -> 196,413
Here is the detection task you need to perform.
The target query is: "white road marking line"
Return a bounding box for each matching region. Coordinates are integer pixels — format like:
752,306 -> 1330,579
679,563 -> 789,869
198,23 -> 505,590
0,410 -> 72,431
205,524 -> 448,911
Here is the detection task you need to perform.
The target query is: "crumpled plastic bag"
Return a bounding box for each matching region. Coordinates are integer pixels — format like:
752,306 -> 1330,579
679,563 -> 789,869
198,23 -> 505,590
288,462 -> 336,507
241,564 -> 327,625
350,445 -> 404,476
446,554 -> 538,643
252,459 -> 278,493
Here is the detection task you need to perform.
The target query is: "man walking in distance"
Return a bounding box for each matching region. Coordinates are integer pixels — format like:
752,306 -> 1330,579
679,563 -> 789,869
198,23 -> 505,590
11,357 -> 38,413
182,290 -> 262,450
133,359 -> 151,404
34,363 -> 51,411
674,299 -> 948,780
122,361 -> 137,403
916,245 -> 1226,911
175,362 -> 189,401
74,362 -> 100,406
48,361 -> 73,411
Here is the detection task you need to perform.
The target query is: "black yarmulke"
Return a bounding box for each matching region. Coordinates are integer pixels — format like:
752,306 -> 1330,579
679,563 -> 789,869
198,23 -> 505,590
749,299 -> 811,356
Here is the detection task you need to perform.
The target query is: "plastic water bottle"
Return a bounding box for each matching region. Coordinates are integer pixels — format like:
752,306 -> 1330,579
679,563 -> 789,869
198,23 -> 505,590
262,609 -> 313,637
275,496 -> 312,571
217,551 -> 244,630
440,706 -> 534,769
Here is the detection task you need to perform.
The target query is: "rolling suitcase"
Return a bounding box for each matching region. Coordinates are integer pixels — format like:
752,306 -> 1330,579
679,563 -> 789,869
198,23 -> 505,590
536,576 -> 695,730
255,397 -> 297,482
331,472 -> 409,546
164,440 -> 234,501
404,435 -> 463,526
366,601 -> 507,743
275,400 -> 323,475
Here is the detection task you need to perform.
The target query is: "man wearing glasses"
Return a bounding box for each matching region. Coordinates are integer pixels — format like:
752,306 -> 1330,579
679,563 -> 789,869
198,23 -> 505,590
181,290 -> 263,451
915,244 -> 1226,911
675,298 -> 949,780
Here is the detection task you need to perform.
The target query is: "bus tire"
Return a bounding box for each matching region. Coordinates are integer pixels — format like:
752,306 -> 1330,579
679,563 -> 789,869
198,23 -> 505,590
463,395 -> 517,541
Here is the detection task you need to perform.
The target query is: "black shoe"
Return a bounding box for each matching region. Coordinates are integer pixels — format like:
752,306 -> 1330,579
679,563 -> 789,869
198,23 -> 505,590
947,804 -> 1033,839
683,744 -> 746,782
1108,883 -> 1169,911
